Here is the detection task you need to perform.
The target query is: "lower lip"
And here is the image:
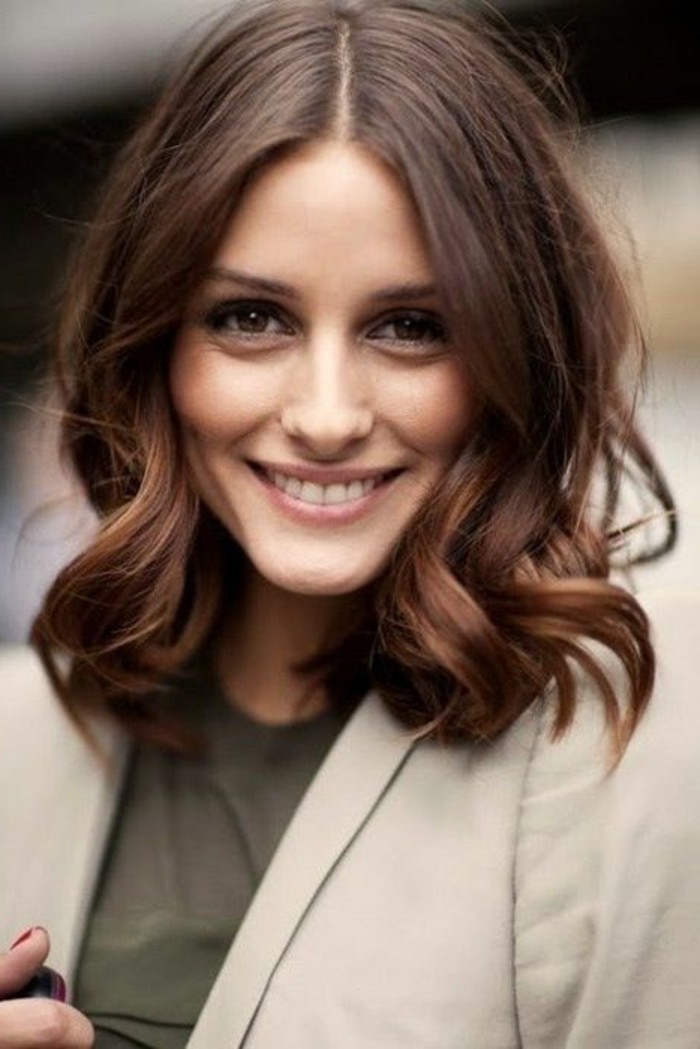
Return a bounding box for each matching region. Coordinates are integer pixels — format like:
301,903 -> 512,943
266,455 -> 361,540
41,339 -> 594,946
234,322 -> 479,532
249,465 -> 400,525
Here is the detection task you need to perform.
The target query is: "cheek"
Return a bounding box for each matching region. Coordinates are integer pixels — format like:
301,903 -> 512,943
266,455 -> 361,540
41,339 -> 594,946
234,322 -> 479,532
169,340 -> 269,442
385,362 -> 474,459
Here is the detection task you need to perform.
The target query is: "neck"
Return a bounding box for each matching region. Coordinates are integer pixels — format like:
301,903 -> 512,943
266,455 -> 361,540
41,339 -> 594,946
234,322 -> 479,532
214,567 -> 367,724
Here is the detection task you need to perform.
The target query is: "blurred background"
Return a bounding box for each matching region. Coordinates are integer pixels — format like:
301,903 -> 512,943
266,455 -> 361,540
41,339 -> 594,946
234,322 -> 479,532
0,0 -> 698,640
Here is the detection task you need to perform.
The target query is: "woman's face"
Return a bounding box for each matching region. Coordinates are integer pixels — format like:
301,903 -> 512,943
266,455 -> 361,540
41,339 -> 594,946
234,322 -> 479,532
170,140 -> 473,596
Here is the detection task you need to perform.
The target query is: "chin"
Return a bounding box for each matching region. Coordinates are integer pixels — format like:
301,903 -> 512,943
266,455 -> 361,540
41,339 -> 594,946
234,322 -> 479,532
255,555 -> 386,598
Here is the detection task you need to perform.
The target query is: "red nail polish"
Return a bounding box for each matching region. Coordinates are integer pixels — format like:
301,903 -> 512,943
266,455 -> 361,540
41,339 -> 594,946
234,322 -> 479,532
53,971 -> 67,1003
10,926 -> 44,949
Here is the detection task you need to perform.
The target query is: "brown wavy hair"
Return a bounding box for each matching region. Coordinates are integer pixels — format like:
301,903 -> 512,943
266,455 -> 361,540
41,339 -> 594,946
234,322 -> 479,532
32,0 -> 675,754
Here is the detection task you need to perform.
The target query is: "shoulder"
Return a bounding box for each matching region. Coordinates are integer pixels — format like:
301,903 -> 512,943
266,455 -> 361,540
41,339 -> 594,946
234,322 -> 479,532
636,587 -> 699,739
521,586 -> 700,800
517,584 -> 700,865
600,587 -> 700,867
0,645 -> 80,775
0,642 -> 51,681
639,585 -> 700,670
515,588 -> 700,1046
0,644 -> 62,726
605,588 -> 700,822
0,644 -> 117,772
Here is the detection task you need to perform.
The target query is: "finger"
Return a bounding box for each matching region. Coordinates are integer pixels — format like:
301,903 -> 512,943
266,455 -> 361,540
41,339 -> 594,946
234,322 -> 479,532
0,931 -> 50,999
0,999 -> 93,1047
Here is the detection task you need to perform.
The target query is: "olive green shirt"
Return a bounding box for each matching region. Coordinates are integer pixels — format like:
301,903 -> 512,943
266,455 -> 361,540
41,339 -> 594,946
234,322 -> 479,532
74,665 -> 347,1048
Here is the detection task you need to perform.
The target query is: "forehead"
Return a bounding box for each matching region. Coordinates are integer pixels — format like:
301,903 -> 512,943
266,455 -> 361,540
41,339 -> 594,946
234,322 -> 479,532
210,140 -> 434,289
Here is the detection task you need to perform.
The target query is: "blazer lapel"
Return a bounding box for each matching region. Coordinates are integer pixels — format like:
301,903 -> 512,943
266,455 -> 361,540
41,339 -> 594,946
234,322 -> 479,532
188,691 -> 416,1048
2,694 -> 128,984
51,720 -> 129,983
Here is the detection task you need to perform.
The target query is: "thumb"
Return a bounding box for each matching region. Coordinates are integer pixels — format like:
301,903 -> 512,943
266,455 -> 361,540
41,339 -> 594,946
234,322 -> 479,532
0,927 -> 50,999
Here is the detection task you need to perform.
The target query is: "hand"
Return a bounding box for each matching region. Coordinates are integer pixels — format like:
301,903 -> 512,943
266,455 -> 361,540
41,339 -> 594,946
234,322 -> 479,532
0,928 -> 93,1047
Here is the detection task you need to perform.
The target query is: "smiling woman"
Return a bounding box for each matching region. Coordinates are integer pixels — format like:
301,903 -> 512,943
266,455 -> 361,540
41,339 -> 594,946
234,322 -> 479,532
1,1 -> 699,1048
170,140 -> 472,600
28,0 -> 677,749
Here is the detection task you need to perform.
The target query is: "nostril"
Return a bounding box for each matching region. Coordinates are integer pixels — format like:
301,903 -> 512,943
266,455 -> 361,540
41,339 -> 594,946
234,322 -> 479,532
280,403 -> 373,449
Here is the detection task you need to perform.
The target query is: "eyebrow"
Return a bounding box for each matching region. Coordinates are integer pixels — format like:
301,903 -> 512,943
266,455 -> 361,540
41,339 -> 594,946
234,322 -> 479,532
203,266 -> 437,303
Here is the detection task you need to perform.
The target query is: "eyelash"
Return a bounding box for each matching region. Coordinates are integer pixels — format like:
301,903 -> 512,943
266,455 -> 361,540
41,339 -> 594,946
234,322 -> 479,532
201,299 -> 448,353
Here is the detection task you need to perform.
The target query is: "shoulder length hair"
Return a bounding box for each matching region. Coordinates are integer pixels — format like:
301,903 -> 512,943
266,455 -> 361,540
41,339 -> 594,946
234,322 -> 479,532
32,0 -> 675,754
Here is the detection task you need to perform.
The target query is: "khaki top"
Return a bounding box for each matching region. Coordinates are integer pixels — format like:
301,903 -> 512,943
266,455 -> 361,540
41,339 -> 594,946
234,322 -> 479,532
73,663 -> 347,1048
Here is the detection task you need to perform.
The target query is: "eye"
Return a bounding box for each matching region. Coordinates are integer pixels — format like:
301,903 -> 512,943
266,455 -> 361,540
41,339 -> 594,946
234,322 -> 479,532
203,300 -> 294,339
367,311 -> 447,351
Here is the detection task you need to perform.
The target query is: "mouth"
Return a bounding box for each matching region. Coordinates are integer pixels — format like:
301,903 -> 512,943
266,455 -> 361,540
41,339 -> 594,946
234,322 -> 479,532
247,462 -> 403,508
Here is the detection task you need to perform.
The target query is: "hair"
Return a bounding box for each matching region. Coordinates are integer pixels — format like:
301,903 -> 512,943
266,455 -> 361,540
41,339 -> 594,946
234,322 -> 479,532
32,0 -> 675,756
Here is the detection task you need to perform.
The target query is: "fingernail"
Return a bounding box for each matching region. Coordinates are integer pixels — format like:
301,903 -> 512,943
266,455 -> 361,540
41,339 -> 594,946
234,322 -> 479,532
10,926 -> 45,949
54,972 -> 67,1003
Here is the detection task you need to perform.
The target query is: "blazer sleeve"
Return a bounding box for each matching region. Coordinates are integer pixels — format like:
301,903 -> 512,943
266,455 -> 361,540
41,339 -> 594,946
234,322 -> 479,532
514,589 -> 700,1048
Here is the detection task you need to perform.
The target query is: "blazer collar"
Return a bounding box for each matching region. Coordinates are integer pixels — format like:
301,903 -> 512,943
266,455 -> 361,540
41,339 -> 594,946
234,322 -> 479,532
187,690 -> 416,1048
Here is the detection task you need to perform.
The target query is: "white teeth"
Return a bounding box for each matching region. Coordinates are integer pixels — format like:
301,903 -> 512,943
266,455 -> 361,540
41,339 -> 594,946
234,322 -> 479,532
324,483 -> 349,505
267,470 -> 381,506
300,481 -> 325,505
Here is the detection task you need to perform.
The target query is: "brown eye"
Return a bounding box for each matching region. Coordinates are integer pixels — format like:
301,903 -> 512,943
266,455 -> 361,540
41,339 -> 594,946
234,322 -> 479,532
393,316 -> 440,341
368,311 -> 447,348
204,300 -> 293,337
233,306 -> 269,333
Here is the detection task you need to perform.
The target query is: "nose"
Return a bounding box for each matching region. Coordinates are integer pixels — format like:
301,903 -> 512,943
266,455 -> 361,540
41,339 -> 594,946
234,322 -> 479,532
280,336 -> 374,457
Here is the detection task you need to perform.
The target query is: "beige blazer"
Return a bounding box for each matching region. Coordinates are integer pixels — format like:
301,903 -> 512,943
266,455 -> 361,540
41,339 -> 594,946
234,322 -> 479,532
1,589 -> 699,1047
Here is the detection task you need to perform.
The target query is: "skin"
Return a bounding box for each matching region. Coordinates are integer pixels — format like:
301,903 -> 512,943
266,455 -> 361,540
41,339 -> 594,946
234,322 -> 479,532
171,140 -> 473,722
0,929 -> 93,1047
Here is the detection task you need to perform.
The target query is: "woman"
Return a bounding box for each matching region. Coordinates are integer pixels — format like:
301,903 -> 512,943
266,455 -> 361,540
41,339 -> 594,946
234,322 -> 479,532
1,1 -> 698,1045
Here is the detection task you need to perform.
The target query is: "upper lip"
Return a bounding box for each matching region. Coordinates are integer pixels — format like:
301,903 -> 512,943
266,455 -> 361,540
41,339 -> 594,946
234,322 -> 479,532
250,460 -> 400,485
